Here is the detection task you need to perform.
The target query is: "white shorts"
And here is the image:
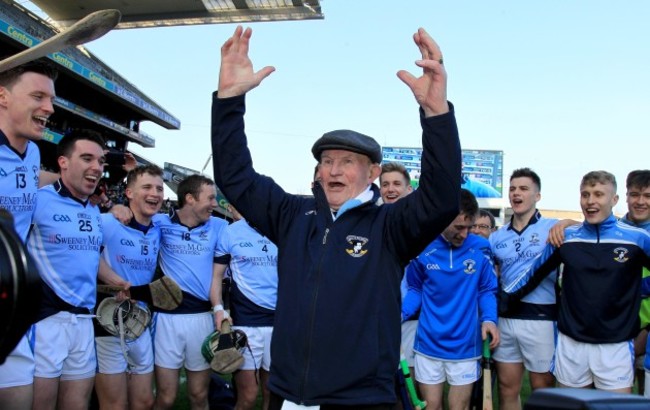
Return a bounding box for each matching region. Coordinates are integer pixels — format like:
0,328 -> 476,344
400,320 -> 418,368
414,353 -> 480,386
96,330 -> 154,375
493,318 -> 555,373
33,312 -> 96,380
234,326 -> 272,371
0,331 -> 34,388
552,332 -> 634,390
152,312 -> 213,371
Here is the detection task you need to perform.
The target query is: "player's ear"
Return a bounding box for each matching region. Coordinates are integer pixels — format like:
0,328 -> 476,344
57,155 -> 69,171
0,86 -> 8,108
369,164 -> 381,181
125,187 -> 134,201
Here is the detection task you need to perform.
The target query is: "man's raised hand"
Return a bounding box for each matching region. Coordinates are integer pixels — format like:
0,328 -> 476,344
397,28 -> 449,117
218,26 -> 275,98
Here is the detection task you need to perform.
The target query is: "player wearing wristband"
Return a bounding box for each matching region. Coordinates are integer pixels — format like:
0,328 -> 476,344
151,175 -> 228,410
214,205 -> 278,410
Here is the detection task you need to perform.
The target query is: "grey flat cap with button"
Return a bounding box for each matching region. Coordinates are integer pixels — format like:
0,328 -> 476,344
311,130 -> 382,164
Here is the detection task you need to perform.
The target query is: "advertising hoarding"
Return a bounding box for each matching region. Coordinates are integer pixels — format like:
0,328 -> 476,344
382,147 -> 504,199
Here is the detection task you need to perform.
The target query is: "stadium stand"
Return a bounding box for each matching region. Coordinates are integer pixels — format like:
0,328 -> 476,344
1,1 -> 179,200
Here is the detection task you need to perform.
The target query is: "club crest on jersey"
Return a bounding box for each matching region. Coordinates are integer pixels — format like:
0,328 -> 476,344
529,233 -> 540,245
345,235 -> 369,258
198,230 -> 209,241
613,247 -> 629,263
463,259 -> 477,274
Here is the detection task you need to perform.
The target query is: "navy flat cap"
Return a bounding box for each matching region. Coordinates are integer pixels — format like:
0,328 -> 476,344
311,130 -> 382,164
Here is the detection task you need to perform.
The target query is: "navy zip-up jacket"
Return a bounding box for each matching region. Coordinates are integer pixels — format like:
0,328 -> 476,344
211,93 -> 461,406
505,215 -> 650,344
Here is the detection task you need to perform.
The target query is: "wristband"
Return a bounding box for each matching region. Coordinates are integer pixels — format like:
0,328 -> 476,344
212,304 -> 224,313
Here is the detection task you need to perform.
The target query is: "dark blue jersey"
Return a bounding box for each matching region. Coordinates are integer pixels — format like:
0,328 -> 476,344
507,215 -> 650,343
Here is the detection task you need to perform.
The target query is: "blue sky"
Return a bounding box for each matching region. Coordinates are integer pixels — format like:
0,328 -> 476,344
32,1 -> 650,213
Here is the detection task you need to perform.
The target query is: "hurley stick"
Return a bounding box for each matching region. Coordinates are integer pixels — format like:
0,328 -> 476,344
482,337 -> 493,410
0,9 -> 121,73
98,276 -> 183,311
399,351 -> 427,410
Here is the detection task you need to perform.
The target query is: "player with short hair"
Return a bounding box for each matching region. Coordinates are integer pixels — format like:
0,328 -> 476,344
94,164 -> 165,410
28,130 -> 128,410
152,174 -> 228,410
490,167 -> 557,410
403,189 -> 499,410
622,171 -> 650,396
214,204 -> 278,410
547,169 -> 650,395
504,170 -> 650,392
380,162 -> 413,204
622,171 -> 650,394
0,59 -> 57,410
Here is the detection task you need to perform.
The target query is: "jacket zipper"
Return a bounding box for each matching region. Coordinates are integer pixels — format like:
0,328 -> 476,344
299,227 -> 330,402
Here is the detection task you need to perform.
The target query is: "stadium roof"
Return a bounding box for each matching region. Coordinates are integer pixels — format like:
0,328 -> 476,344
26,0 -> 324,29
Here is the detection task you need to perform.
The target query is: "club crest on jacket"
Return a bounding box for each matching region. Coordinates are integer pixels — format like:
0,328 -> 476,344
346,235 -> 369,258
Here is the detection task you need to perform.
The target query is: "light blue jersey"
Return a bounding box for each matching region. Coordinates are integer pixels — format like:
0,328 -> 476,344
489,211 -> 557,319
100,214 -> 160,286
153,210 -> 227,302
27,180 -> 103,311
0,132 -> 40,241
215,219 -> 277,325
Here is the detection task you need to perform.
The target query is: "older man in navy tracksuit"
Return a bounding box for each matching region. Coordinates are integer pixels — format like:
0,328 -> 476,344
211,26 -> 461,409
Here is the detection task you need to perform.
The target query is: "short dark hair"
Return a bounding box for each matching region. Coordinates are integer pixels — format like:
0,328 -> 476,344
626,170 -> 650,191
477,209 -> 496,228
581,170 -> 617,191
57,129 -> 105,159
510,168 -> 541,191
177,174 -> 214,208
0,58 -> 58,88
460,188 -> 479,219
380,162 -> 411,184
126,164 -> 164,188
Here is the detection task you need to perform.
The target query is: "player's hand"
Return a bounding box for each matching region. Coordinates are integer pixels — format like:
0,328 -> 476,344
123,152 -> 137,172
110,204 -> 133,225
482,321 -> 500,349
213,309 -> 232,332
497,289 -> 520,317
218,26 -> 275,98
547,219 -> 578,247
113,280 -> 131,301
397,28 -> 448,117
